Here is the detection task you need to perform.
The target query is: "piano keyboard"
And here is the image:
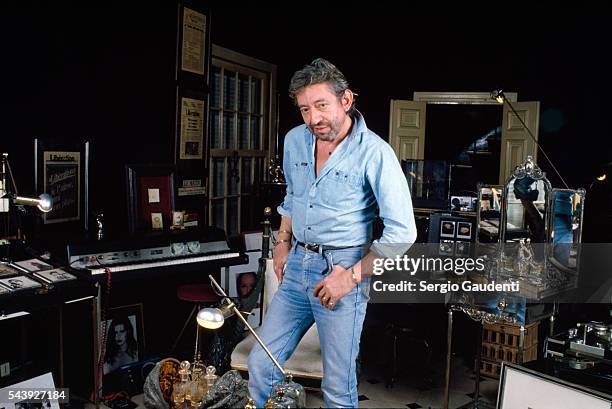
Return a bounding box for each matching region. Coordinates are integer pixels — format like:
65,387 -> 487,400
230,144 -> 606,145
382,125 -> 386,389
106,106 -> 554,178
87,252 -> 241,275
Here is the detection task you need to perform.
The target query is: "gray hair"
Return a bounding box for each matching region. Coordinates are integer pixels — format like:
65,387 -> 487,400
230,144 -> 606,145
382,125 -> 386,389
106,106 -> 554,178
288,58 -> 356,115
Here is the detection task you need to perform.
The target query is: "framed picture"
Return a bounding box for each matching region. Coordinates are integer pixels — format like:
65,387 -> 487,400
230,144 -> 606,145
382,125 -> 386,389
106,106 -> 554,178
0,263 -> 21,278
34,138 -> 90,229
103,304 -> 145,375
0,372 -> 62,409
176,2 -> 211,84
440,220 -> 456,238
439,240 -> 455,256
34,268 -> 77,283
497,362 -> 611,408
14,258 -> 52,272
126,164 -> 176,233
224,251 -> 262,328
456,221 -> 473,240
455,241 -> 471,257
0,275 -> 43,291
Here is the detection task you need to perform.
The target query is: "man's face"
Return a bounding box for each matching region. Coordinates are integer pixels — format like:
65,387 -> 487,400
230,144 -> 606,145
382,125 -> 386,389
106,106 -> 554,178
238,273 -> 256,297
114,324 -> 127,347
296,83 -> 351,141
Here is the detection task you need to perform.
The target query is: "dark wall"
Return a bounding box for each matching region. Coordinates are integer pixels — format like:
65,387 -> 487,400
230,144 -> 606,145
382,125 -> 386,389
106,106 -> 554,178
1,4 -> 610,238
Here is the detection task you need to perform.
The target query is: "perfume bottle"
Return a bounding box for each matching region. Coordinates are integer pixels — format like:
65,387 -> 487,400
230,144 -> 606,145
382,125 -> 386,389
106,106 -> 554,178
171,361 -> 192,408
202,365 -> 218,394
189,360 -> 206,409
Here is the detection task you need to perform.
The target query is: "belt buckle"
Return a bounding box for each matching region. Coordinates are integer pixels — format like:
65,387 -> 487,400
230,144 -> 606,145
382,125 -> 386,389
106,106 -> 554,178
305,243 -> 320,253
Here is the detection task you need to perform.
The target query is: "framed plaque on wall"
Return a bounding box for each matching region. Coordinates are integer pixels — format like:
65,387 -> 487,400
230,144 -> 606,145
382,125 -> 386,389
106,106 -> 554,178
34,138 -> 90,231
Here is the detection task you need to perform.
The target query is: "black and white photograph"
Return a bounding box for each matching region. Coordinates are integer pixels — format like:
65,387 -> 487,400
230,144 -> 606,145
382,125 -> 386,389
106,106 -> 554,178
439,240 -> 455,256
14,258 -> 52,272
456,221 -> 473,240
455,241 -> 471,257
34,268 -> 76,283
440,220 -> 456,238
450,196 -> 477,212
0,263 -> 20,278
0,275 -> 43,291
103,304 -> 145,375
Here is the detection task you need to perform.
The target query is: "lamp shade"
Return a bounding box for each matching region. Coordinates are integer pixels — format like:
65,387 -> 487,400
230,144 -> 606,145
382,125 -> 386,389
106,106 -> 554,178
14,193 -> 53,213
196,304 -> 234,329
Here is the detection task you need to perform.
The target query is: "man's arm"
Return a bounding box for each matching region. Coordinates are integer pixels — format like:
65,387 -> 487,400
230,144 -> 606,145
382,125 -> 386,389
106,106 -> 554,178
272,216 -> 292,283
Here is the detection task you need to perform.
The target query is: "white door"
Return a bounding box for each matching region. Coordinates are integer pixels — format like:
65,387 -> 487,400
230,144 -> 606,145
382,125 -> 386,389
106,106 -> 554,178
499,101 -> 540,184
388,100 -> 426,161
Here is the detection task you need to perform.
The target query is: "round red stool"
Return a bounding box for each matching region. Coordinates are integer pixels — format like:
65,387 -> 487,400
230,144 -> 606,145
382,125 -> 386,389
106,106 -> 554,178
171,283 -> 220,360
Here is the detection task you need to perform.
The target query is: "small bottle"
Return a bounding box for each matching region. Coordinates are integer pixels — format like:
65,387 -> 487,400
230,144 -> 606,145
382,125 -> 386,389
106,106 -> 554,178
189,361 -> 206,409
202,365 -> 218,395
171,361 -> 192,408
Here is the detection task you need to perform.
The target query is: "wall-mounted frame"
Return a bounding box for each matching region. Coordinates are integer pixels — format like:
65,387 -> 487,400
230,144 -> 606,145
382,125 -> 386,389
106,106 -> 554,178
175,2 -> 211,86
497,362 -> 611,408
34,138 -> 90,230
125,164 -> 176,234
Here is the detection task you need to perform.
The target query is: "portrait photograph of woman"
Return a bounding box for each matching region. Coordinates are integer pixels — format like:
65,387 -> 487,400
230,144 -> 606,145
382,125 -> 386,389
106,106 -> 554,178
103,304 -> 145,375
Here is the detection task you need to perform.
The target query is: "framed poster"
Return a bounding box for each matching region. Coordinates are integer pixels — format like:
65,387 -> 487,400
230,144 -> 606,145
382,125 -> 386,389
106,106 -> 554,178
34,138 -> 90,230
103,304 -> 145,376
126,164 -> 176,233
179,96 -> 205,160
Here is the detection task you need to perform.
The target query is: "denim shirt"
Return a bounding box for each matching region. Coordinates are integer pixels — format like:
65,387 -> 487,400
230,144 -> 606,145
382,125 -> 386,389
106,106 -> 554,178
277,111 -> 417,253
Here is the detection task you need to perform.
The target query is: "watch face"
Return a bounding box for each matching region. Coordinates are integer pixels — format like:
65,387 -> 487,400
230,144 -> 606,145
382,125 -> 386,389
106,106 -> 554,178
171,242 -> 186,255
187,241 -> 201,253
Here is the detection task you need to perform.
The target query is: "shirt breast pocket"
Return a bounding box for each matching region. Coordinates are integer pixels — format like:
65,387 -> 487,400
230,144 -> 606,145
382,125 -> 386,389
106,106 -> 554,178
290,162 -> 310,196
322,169 -> 363,206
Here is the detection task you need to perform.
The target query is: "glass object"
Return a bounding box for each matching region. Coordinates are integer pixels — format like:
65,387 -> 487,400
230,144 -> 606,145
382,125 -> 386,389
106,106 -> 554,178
402,159 -> 449,209
264,388 -> 296,409
251,78 -> 261,114
224,70 -> 236,110
210,110 -> 221,149
224,114 -> 235,149
238,114 -> 249,149
171,361 -> 192,408
227,197 -> 238,237
212,159 -> 224,197
241,158 -> 252,194
211,67 -> 221,108
189,361 -> 206,409
250,116 -> 260,150
238,75 -> 250,112
550,188 -> 586,271
212,199 -> 224,231
269,374 -> 306,408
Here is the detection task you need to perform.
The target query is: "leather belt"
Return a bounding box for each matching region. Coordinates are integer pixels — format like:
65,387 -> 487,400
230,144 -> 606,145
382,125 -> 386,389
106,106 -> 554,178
296,241 -> 363,253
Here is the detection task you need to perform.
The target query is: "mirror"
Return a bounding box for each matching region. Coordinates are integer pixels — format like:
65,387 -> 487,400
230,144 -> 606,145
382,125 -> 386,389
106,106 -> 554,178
549,188 -> 586,271
500,156 -> 552,244
476,184 -> 503,243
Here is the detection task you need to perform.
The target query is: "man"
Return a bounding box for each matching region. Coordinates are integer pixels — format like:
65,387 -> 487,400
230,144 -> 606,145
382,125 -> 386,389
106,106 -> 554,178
248,58 -> 416,407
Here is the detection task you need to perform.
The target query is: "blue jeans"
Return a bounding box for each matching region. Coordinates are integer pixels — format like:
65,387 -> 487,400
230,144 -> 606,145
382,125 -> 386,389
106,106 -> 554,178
248,244 -> 370,408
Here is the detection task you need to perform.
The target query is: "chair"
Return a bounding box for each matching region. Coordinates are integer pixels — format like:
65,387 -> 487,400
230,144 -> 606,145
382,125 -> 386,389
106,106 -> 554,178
230,258 -> 324,385
171,283 -> 220,360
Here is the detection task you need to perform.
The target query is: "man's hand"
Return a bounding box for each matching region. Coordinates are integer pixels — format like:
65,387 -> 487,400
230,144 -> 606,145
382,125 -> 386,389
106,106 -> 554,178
313,265 -> 356,309
273,243 -> 291,283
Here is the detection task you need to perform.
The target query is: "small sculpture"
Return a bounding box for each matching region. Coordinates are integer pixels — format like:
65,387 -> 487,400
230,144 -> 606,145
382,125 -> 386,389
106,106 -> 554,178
268,155 -> 286,184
